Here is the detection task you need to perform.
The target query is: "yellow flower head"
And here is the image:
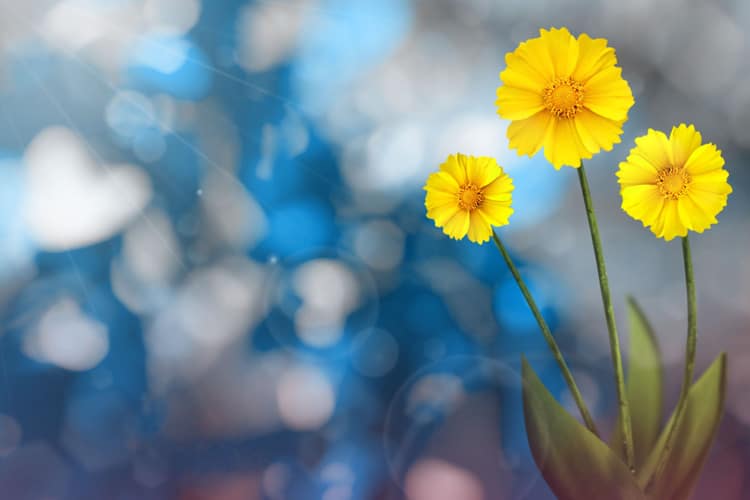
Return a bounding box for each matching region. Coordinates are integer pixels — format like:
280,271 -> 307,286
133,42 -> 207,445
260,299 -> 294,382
617,124 -> 732,241
496,27 -> 634,169
424,154 -> 514,244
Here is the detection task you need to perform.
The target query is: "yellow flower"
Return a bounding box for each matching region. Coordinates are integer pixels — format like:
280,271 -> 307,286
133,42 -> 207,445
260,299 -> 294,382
496,27 -> 634,169
617,124 -> 732,241
424,154 -> 514,244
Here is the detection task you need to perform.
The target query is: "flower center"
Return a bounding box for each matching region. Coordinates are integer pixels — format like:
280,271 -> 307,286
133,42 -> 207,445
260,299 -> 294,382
543,78 -> 585,119
457,183 -> 484,211
657,167 -> 691,200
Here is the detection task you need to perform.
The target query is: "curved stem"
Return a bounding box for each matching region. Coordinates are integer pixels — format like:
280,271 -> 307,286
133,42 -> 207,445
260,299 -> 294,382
492,231 -> 600,437
576,164 -> 635,470
647,235 -> 697,490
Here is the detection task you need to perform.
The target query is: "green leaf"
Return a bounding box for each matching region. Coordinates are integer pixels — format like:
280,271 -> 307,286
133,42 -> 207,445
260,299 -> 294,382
521,357 -> 646,500
611,297 -> 664,468
636,352 -> 727,500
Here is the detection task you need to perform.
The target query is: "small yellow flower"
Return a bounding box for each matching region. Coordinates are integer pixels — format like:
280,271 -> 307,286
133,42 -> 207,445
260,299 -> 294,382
424,154 -> 514,244
617,124 -> 732,241
496,27 -> 634,169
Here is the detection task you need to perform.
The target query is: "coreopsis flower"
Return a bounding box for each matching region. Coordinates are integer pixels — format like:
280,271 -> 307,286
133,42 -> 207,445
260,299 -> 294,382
424,154 -> 513,244
496,27 -> 634,169
617,124 -> 732,241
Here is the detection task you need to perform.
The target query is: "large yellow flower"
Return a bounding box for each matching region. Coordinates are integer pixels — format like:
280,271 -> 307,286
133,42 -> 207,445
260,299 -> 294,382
617,124 -> 732,241
496,27 -> 634,169
424,154 -> 514,244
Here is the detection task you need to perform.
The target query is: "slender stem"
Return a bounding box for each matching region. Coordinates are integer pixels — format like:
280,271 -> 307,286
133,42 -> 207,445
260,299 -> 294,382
647,235 -> 697,490
576,164 -> 635,470
492,231 -> 600,436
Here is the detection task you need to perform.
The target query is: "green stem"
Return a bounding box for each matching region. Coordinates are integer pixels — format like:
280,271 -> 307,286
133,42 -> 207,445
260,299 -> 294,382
647,235 -> 697,490
492,231 -> 600,437
576,164 -> 635,471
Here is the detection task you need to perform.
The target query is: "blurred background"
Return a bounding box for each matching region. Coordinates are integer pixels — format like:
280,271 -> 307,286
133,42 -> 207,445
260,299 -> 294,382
0,0 -> 748,498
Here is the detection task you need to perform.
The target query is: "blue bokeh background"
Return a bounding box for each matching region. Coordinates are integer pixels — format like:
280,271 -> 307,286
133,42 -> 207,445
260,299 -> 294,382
0,1 -> 748,499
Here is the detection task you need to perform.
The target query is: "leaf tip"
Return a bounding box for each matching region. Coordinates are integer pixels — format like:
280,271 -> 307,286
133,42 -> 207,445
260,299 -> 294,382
521,354 -> 530,370
718,351 -> 728,396
718,351 -> 727,365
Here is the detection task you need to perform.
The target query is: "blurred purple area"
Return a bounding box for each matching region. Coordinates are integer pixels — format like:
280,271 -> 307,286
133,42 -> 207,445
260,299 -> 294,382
0,0 -> 747,499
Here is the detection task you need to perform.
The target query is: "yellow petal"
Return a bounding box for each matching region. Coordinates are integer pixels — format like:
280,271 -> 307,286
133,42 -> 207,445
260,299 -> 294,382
677,196 -> 717,234
691,169 -> 732,195
683,143 -> 724,176
427,202 -> 459,226
510,36 -> 555,84
466,157 -> 501,188
633,129 -> 671,171
692,168 -> 729,184
574,108 -> 624,154
621,185 -> 663,225
424,171 -> 459,194
686,190 -> 728,222
443,210 -> 470,240
616,159 -> 658,187
617,154 -> 659,184
479,200 -> 513,226
482,174 -> 514,200
621,184 -> 658,208
496,85 -> 545,120
440,154 -> 468,185
500,65 -> 545,95
544,118 -> 590,169
583,66 -> 634,121
669,124 -> 702,169
507,110 -> 554,157
540,27 -> 579,78
655,200 -> 686,241
425,190 -> 457,209
687,185 -> 730,206
571,33 -> 616,82
500,31 -> 560,92
467,210 -> 493,244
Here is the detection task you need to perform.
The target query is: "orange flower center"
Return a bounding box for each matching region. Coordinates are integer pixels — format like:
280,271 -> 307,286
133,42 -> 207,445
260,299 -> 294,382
543,78 -> 585,119
458,183 -> 484,211
657,167 -> 691,200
